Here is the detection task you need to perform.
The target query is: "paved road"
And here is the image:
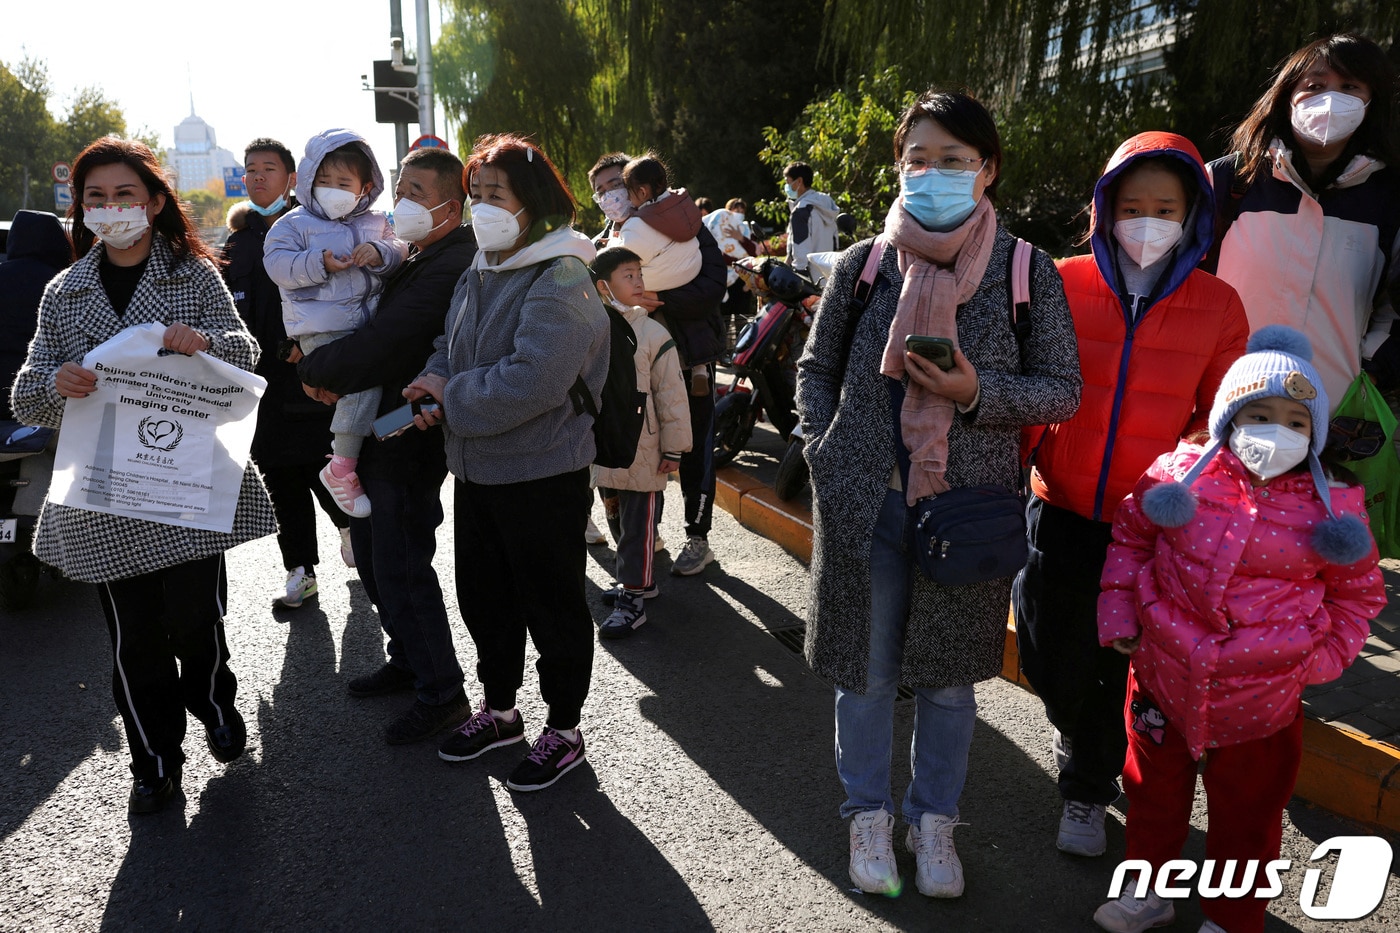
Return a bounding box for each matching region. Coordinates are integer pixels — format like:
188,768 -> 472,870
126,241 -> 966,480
2,485 -> 1398,932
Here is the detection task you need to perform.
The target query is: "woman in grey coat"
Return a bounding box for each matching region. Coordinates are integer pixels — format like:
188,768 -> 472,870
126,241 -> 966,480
796,91 -> 1082,899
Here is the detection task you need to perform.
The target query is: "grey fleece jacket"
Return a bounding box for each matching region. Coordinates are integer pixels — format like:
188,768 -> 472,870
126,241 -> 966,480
422,227 -> 608,485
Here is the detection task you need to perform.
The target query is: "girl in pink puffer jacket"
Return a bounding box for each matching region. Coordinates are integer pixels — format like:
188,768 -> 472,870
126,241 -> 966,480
1092,326 -> 1385,933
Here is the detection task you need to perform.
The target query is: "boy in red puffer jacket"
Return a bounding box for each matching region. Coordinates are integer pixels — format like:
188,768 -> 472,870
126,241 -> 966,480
1092,326 -> 1384,933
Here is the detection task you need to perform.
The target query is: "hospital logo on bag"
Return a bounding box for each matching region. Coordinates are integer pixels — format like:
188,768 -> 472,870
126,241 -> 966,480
137,417 -> 184,452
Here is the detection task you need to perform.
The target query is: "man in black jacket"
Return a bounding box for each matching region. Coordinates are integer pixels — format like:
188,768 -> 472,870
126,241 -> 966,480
589,153 -> 727,576
299,147 -> 476,745
223,139 -> 349,611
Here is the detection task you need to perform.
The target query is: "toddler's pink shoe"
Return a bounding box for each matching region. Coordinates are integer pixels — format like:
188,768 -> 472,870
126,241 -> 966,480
321,460 -> 371,517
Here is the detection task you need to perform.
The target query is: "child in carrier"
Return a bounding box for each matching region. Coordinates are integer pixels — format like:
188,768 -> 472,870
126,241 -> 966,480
1091,326 -> 1385,933
1012,132 -> 1249,859
263,128 -> 407,518
589,246 -> 692,639
605,152 -> 710,394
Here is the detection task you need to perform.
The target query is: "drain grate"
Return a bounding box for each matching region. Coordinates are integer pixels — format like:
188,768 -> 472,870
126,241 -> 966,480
767,623 -> 915,701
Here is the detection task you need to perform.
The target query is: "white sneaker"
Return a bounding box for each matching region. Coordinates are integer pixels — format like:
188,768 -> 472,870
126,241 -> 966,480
1057,800 -> 1107,856
906,813 -> 966,898
319,461 -> 371,518
848,809 -> 902,896
1093,890 -> 1175,932
339,527 -> 356,568
275,566 -> 318,609
585,517 -> 607,545
671,535 -> 714,576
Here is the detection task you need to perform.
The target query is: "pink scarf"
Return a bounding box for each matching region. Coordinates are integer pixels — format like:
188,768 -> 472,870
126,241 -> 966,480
879,197 -> 997,504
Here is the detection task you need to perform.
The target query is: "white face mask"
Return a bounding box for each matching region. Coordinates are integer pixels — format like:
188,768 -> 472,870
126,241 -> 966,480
393,198 -> 451,242
1229,422 -> 1311,480
471,203 -> 527,251
1113,217 -> 1184,268
593,188 -> 631,223
1290,91 -> 1368,148
84,202 -> 150,250
314,186 -> 360,220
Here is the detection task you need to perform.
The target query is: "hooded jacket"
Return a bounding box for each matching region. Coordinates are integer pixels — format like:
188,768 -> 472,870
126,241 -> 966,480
1098,443 -> 1383,758
608,189 -> 703,292
263,128 -> 407,337
421,226 -> 609,485
1,210 -> 70,422
1206,142 -> 1400,412
222,201 -> 336,467
595,301 -> 692,492
1033,132 -> 1249,521
786,188 -> 840,271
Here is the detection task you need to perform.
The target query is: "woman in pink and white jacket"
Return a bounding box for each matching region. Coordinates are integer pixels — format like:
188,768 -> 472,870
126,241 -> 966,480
1091,326 -> 1385,933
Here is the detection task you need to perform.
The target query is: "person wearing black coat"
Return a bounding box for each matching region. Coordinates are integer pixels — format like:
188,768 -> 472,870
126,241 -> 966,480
589,154 -> 727,576
298,146 -> 477,746
222,139 -> 349,611
2,210 -> 71,422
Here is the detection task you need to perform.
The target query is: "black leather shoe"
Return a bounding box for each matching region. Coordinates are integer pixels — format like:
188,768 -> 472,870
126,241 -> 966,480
348,663 -> 416,698
206,708 -> 246,763
384,689 -> 472,745
129,771 -> 178,814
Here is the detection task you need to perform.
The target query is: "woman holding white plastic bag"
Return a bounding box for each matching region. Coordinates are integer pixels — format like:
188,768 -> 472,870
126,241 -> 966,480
10,137 -> 275,815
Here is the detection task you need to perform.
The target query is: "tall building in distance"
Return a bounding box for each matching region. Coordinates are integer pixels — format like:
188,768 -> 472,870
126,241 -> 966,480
165,98 -> 240,194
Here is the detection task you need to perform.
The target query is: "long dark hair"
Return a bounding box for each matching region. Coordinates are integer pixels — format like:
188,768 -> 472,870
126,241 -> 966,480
464,133 -> 576,241
69,136 -> 215,264
1230,34 -> 1397,189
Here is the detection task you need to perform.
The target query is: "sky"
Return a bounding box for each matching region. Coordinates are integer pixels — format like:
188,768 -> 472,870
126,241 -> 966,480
3,0 -> 451,209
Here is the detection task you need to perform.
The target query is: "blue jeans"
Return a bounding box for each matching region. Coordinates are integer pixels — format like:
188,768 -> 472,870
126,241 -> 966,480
835,487 -> 978,824
351,470 -> 464,705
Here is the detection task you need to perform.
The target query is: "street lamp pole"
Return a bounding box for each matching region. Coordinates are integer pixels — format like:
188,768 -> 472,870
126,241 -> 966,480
415,0 -> 435,137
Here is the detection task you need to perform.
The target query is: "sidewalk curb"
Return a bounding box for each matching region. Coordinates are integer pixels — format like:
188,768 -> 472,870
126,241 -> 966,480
715,467 -> 1400,832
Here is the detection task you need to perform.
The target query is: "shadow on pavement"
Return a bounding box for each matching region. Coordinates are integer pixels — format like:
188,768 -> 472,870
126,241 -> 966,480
0,582 -> 121,846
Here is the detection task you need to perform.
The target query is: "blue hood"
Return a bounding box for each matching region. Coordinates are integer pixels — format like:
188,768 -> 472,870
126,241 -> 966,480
1089,131 -> 1215,306
294,128 -> 386,221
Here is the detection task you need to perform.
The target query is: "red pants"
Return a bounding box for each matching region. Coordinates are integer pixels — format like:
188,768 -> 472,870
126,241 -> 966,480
1122,668 -> 1304,933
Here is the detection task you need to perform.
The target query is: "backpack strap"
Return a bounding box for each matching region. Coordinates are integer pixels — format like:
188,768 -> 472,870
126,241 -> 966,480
832,235 -> 887,390
1005,237 -> 1034,364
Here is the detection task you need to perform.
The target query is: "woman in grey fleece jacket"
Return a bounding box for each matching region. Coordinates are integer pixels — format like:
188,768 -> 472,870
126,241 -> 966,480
408,134 -> 608,792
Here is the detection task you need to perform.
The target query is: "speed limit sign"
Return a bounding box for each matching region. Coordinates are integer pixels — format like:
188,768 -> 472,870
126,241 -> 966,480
52,162 -> 71,184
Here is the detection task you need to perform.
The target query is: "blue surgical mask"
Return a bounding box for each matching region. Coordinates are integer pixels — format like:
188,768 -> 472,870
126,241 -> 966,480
783,183 -> 798,200
248,193 -> 288,217
900,168 -> 981,231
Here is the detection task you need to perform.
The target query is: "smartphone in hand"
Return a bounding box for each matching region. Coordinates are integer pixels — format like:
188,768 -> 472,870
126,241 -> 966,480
905,335 -> 957,372
372,396 -> 441,441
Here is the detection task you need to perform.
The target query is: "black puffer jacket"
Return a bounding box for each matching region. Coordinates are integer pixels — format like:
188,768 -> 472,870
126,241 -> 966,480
222,201 -> 336,467
2,211 -> 70,421
298,224 -> 477,482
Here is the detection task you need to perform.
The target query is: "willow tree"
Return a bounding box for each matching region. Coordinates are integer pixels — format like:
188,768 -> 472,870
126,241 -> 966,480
434,0 -> 606,191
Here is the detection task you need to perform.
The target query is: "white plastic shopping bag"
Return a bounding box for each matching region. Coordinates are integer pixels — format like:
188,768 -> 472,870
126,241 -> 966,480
49,322 -> 266,532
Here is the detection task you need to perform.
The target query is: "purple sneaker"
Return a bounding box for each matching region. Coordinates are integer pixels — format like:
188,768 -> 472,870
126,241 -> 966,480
439,701 -> 525,762
505,727 -> 587,791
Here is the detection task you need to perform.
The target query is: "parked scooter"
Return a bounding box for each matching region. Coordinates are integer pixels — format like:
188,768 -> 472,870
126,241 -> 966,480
0,422 -> 56,609
713,257 -> 820,472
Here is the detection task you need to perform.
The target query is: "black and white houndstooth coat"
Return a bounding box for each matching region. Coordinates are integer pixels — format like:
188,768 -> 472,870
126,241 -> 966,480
10,235 -> 277,583
797,227 -> 1082,692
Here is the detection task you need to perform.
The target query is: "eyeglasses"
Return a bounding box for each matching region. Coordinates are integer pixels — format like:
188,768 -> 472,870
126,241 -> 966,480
1327,416 -> 1386,460
897,156 -> 986,177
